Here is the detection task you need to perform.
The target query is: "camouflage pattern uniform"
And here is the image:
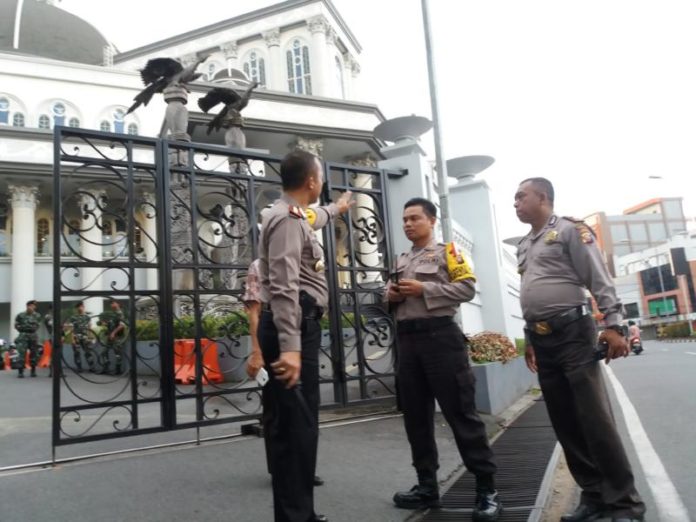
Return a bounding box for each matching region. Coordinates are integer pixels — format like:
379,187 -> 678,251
99,309 -> 126,374
67,313 -> 96,371
14,311 -> 41,376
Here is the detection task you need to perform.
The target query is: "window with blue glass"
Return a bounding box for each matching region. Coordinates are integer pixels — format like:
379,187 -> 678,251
0,97 -> 9,124
113,109 -> 125,133
286,39 -> 311,94
243,51 -> 266,86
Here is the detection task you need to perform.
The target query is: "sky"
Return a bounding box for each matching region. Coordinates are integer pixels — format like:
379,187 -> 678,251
58,0 -> 696,240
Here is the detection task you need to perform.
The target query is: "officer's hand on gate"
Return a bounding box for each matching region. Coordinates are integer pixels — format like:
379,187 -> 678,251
398,279 -> 424,297
525,344 -> 537,373
246,349 -> 264,379
335,191 -> 356,214
272,351 -> 302,389
599,329 -> 629,364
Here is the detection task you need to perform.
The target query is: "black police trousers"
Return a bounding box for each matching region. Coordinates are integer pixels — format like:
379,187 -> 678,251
397,321 -> 497,482
529,314 -> 645,518
259,309 -> 321,522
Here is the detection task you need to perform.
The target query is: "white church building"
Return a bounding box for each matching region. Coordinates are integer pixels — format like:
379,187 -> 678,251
0,0 -> 524,342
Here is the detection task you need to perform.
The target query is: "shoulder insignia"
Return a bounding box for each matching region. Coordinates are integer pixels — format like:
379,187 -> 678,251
288,205 -> 306,219
305,208 -> 317,226
446,241 -> 476,283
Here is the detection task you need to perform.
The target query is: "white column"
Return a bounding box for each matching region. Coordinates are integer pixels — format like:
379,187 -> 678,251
325,28 -> 340,98
9,185 -> 39,336
307,15 -> 330,97
263,29 -> 284,91
342,53 -> 354,100
140,193 -> 158,291
80,190 -> 105,321
220,41 -> 239,76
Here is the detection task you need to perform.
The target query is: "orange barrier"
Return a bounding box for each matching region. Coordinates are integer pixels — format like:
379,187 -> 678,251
37,340 -> 52,368
2,350 -> 32,370
173,339 -> 223,384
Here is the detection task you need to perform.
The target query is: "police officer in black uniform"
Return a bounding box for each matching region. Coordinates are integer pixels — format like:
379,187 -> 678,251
386,198 -> 501,522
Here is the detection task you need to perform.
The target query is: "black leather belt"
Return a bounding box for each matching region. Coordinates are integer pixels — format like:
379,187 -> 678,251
261,303 -> 324,320
397,316 -> 454,334
526,305 -> 588,336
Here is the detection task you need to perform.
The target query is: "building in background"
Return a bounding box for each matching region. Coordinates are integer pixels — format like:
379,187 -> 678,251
585,197 -> 687,276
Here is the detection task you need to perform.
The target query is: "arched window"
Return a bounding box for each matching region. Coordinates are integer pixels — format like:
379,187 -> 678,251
68,117 -> 80,128
207,62 -> 217,81
127,123 -> 138,135
113,109 -> 125,133
100,120 -> 111,132
335,56 -> 345,99
0,97 -> 9,124
38,114 -> 51,129
52,102 -> 66,127
37,218 -> 50,256
61,219 -> 81,256
286,39 -> 311,95
243,51 -> 266,87
13,112 -> 25,127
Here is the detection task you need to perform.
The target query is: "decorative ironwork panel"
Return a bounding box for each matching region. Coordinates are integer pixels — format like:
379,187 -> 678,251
53,128 -> 397,449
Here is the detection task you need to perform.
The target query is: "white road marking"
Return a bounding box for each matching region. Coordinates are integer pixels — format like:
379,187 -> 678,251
685,352 -> 696,356
605,365 -> 691,522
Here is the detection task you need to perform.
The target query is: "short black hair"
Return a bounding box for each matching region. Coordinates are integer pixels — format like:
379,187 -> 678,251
521,177 -> 555,206
628,320 -> 635,326
109,298 -> 120,306
280,150 -> 320,190
75,301 -> 84,308
26,300 -> 37,306
404,198 -> 437,219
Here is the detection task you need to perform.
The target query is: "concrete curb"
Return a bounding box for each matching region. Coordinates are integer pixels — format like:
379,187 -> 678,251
527,442 -> 561,522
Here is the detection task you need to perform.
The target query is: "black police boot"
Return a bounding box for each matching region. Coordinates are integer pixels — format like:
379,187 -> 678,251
17,368 -> 24,378
561,503 -> 605,522
393,472 -> 440,510
115,363 -> 123,375
472,488 -> 502,521
310,515 -> 329,522
30,366 -> 37,377
313,475 -> 324,487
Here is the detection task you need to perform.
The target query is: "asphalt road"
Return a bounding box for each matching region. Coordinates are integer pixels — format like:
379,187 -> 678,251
606,339 -> 696,521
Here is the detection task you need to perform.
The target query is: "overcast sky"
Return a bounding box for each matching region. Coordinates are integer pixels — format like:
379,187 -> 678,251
59,0 -> 696,239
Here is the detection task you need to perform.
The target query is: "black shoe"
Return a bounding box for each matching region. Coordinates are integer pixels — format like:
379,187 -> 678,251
310,515 -> 328,522
472,490 -> 502,521
313,475 -> 324,487
561,503 -> 605,522
393,484 -> 440,510
17,369 -> 24,378
30,367 -> 37,377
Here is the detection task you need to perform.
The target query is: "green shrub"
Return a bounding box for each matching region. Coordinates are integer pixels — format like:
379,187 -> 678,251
662,322 -> 691,338
514,338 -> 527,357
469,331 -> 519,364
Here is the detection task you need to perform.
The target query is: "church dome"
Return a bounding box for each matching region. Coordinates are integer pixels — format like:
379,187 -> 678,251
0,0 -> 109,65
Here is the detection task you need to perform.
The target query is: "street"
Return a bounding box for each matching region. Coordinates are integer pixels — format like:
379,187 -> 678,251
605,339 -> 696,521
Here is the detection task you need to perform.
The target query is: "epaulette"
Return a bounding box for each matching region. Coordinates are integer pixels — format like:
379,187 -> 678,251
288,205 -> 306,219
305,208 -> 317,226
445,241 -> 476,283
561,216 -> 584,224
563,216 -> 596,243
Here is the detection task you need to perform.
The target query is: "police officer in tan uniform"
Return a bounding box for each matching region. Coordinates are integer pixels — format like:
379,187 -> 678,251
387,198 -> 501,522
515,178 -> 645,522
258,150 -> 354,522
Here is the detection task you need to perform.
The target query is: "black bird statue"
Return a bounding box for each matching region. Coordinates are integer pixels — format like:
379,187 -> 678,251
126,56 -> 208,115
197,81 -> 259,134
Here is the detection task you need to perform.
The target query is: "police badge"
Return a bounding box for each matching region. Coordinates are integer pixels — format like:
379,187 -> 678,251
544,230 -> 558,244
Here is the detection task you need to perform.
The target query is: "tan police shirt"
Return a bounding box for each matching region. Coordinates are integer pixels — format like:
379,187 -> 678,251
386,240 -> 476,321
258,194 -> 338,352
517,214 -> 623,325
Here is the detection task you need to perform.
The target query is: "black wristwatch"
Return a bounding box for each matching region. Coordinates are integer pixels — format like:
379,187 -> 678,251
604,325 -> 623,335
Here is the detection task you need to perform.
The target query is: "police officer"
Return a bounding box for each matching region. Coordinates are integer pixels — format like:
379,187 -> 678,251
387,198 -> 501,522
98,299 -> 126,375
14,300 -> 41,378
258,150 -> 354,522
64,301 -> 96,372
514,178 -> 645,522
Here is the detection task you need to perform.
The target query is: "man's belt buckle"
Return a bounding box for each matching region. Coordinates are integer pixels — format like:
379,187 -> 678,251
533,321 -> 552,335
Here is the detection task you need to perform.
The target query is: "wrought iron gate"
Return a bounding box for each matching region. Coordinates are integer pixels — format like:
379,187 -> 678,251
52,127 -> 397,448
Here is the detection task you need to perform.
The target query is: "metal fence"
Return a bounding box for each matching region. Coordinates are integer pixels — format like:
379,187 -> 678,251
52,127 -> 397,447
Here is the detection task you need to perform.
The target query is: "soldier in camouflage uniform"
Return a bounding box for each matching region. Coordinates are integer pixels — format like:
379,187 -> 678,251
14,300 -> 41,378
98,299 -> 126,375
64,301 -> 96,372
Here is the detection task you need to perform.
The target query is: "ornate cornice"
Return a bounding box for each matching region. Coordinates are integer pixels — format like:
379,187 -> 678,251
220,41 -> 239,59
307,15 -> 330,35
8,185 -> 39,210
263,28 -> 281,48
292,136 -> 324,158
